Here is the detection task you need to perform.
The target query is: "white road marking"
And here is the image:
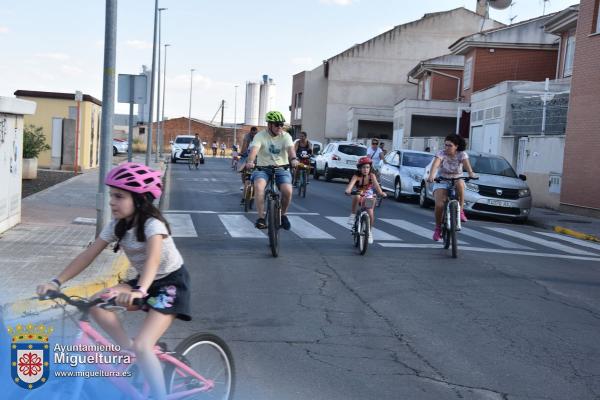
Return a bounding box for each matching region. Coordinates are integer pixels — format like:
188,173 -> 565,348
459,227 -> 532,250
164,214 -> 198,237
380,219 -> 468,244
378,243 -> 600,261
535,232 -> 600,252
326,216 -> 401,241
164,210 -> 319,215
287,216 -> 334,239
219,215 -> 266,238
486,227 -> 596,256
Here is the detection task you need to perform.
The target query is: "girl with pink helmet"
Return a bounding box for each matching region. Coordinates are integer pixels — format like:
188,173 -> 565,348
37,162 -> 190,400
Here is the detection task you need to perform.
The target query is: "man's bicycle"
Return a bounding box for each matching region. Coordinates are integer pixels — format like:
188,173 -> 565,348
257,165 -> 289,258
434,176 -> 477,258
188,149 -> 201,170
241,169 -> 254,212
346,189 -> 379,255
32,290 -> 234,400
296,163 -> 309,198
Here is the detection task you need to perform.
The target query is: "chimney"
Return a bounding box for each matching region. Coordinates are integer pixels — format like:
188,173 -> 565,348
476,0 -> 489,18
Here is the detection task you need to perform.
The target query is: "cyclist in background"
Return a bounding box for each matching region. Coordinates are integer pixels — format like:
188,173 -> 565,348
220,142 -> 227,157
239,127 -> 258,203
345,157 -> 387,244
245,111 -> 298,230
426,134 -> 477,241
188,133 -> 202,164
293,131 -> 312,187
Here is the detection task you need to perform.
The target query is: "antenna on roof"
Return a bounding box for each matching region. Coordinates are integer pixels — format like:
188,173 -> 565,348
509,1 -> 517,24
542,0 -> 550,16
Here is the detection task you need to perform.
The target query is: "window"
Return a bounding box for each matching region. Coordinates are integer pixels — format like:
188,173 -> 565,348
402,153 -> 434,168
384,151 -> 396,164
463,57 -> 473,90
391,153 -> 400,166
294,92 -> 303,119
338,145 -> 367,156
563,34 -> 576,77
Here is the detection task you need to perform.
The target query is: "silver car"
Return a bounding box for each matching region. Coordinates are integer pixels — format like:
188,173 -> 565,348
379,150 -> 434,201
419,151 -> 532,222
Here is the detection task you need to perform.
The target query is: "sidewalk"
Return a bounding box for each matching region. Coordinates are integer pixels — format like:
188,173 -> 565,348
527,207 -> 600,242
0,156 -> 165,323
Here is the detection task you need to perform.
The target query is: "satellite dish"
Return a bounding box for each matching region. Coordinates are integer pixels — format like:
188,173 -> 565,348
488,0 -> 512,10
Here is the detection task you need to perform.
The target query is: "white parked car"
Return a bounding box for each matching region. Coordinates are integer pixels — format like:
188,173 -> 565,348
379,150 -> 434,201
170,135 -> 205,163
313,142 -> 367,181
112,139 -> 128,156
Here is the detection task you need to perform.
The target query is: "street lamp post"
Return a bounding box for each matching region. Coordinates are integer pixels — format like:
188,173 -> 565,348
233,85 -> 238,147
145,0 -> 159,166
188,68 -> 195,135
161,43 -> 170,151
156,7 -> 167,162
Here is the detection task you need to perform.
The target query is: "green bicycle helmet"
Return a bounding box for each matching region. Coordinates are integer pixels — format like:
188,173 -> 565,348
265,110 -> 285,123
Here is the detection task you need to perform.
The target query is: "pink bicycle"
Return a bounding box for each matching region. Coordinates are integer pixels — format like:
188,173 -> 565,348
35,290 -> 234,400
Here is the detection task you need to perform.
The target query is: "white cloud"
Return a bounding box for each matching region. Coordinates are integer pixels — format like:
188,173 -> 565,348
0,26 -> 8,33
60,65 -> 84,76
125,40 -> 152,50
35,52 -> 70,61
290,56 -> 315,71
319,0 -> 355,5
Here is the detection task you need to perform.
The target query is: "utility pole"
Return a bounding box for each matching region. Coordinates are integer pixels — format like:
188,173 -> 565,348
145,0 -> 159,165
155,7 -> 166,162
220,100 -> 225,126
161,43 -> 170,150
233,85 -> 238,147
97,0 -> 117,236
188,68 -> 195,135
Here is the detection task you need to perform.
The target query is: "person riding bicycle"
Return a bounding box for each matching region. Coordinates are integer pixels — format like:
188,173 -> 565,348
293,131 -> 312,186
426,134 -> 476,241
367,138 -> 384,174
220,142 -> 227,157
188,133 -> 202,163
231,143 -> 240,168
239,127 -> 258,203
245,111 -> 298,230
36,162 -> 190,400
345,157 -> 387,244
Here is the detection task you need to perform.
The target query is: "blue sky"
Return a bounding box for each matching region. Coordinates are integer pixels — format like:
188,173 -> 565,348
1,0 -> 577,123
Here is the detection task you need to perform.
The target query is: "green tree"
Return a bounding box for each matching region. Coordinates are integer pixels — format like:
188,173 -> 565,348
23,124 -> 51,159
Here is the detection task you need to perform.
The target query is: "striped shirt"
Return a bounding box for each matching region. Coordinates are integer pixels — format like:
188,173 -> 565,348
100,218 -> 183,279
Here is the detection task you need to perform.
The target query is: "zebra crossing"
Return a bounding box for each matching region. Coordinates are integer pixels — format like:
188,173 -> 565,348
163,212 -> 600,261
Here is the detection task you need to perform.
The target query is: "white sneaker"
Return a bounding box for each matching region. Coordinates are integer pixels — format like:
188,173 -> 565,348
348,214 -> 355,226
368,229 -> 373,244
239,186 -> 244,191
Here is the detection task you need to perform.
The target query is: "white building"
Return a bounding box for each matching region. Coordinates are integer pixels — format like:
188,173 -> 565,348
291,7 -> 502,145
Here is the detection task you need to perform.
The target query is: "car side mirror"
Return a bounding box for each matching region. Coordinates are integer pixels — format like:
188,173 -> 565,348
202,142 -> 207,145
519,174 -> 527,181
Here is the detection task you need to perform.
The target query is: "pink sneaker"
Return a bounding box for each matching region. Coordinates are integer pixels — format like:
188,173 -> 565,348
460,210 -> 468,222
432,226 -> 442,241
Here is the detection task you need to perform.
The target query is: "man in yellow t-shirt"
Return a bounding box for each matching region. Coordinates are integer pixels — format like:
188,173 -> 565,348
245,111 -> 299,230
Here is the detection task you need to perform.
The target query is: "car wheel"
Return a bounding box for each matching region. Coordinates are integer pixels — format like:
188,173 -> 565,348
394,179 -> 402,202
113,147 -> 117,156
324,165 -> 334,182
171,156 -> 177,164
313,166 -> 320,180
419,182 -> 432,208
514,216 -> 528,224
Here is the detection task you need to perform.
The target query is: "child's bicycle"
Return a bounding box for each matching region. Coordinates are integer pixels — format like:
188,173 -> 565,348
346,189 -> 380,255
241,169 -> 254,212
434,176 -> 477,258
34,290 -> 234,400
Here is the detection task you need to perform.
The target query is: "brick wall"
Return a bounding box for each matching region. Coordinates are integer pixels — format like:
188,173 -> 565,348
430,69 -> 463,100
462,48 -> 558,101
148,117 -> 256,148
560,0 -> 600,215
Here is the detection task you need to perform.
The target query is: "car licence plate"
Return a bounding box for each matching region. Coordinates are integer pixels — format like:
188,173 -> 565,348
346,160 -> 355,165
488,199 -> 514,207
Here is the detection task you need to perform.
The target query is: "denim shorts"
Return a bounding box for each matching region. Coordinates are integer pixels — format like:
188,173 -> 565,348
252,168 -> 292,185
432,181 -> 451,193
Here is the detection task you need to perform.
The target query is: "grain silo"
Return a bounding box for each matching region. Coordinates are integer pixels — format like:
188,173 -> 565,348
258,75 -> 276,125
244,81 -> 260,126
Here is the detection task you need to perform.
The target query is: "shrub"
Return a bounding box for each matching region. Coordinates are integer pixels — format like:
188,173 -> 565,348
23,125 -> 51,159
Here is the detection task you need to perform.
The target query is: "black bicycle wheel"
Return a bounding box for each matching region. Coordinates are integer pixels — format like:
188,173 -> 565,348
301,170 -> 307,198
353,214 -> 360,248
359,212 -> 370,255
188,157 -> 193,170
296,170 -> 303,197
267,197 -> 279,257
243,184 -> 251,213
449,202 -> 458,258
164,333 -> 235,400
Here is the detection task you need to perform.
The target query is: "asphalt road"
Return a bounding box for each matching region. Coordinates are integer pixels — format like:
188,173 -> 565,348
152,158 -> 600,400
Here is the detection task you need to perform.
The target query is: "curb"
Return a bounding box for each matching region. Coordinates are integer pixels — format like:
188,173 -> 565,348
3,253 -> 130,321
553,226 -> 600,243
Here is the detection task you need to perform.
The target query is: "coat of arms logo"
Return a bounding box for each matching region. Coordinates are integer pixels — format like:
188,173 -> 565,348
8,323 -> 53,390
